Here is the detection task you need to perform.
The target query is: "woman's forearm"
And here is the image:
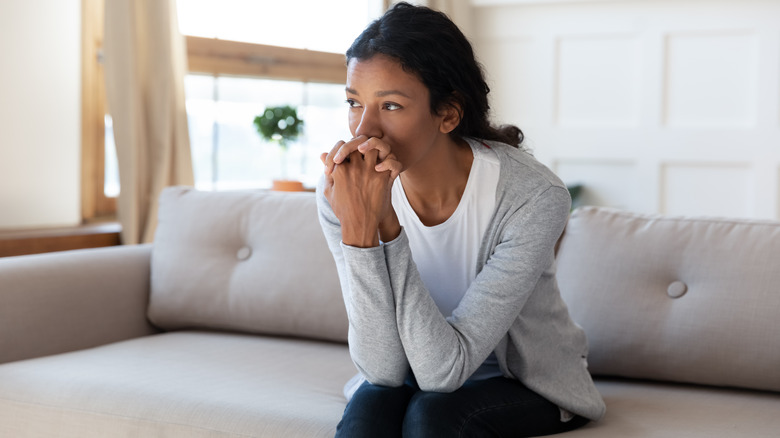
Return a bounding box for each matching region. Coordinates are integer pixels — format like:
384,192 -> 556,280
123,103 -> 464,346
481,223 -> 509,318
340,243 -> 410,386
317,180 -> 409,386
384,186 -> 572,392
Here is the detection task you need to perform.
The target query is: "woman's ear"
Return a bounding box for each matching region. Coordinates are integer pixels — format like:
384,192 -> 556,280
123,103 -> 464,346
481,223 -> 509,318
439,98 -> 463,134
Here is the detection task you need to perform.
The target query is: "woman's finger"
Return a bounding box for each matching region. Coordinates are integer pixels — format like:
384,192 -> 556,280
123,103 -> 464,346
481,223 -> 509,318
323,140 -> 346,175
333,135 -> 368,164
357,137 -> 392,162
362,147 -> 380,167
375,153 -> 403,181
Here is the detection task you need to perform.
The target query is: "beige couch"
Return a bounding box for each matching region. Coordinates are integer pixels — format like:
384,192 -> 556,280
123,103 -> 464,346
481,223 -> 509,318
1,187 -> 779,437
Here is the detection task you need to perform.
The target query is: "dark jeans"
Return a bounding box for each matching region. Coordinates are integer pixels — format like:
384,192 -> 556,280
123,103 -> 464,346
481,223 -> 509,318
335,376 -> 589,437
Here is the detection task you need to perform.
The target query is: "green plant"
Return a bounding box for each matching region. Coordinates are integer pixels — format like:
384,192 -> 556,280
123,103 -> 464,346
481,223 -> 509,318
567,184 -> 584,211
253,105 -> 304,150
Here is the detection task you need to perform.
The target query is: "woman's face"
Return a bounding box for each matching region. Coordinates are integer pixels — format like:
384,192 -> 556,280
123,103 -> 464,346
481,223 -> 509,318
345,54 -> 450,172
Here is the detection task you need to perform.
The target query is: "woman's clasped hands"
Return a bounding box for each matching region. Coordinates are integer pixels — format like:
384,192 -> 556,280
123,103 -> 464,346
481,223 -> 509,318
320,135 -> 403,248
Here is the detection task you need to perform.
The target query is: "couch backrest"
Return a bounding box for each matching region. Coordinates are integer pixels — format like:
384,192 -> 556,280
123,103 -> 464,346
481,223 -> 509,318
148,187 -> 348,343
557,206 -> 780,393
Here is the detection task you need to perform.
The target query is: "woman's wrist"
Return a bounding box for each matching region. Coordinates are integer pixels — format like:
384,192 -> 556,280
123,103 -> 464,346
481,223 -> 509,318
341,221 -> 381,248
378,211 -> 401,243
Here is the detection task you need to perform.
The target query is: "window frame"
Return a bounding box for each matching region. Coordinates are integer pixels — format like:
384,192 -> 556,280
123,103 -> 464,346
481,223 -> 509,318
80,0 -> 350,220
81,0 -> 113,221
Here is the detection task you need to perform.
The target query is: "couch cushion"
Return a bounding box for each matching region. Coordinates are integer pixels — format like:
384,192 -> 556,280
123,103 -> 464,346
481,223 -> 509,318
557,207 -> 780,392
0,331 -> 356,437
565,379 -> 780,437
149,187 -> 347,342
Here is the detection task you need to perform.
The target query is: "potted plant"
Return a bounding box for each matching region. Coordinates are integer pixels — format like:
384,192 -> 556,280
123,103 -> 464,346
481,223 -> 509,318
253,105 -> 305,191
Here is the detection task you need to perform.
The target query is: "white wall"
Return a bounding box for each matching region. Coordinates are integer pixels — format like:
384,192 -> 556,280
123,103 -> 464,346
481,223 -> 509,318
0,0 -> 82,229
473,0 -> 780,220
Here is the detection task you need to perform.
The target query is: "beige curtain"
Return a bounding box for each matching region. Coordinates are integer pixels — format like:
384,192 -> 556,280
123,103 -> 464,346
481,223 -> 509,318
103,0 -> 194,244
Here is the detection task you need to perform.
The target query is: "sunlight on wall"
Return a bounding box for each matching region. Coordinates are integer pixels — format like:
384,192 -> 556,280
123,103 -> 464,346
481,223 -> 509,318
0,0 -> 81,229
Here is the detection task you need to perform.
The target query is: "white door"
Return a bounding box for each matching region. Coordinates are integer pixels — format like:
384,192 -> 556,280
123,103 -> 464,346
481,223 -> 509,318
474,0 -> 780,220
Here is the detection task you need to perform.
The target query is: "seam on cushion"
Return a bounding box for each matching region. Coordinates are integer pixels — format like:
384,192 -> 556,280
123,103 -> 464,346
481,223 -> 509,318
0,397 -> 281,438
572,207 -> 780,228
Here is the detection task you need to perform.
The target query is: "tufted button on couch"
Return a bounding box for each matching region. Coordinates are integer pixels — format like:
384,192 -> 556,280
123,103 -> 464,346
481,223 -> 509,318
0,187 -> 778,437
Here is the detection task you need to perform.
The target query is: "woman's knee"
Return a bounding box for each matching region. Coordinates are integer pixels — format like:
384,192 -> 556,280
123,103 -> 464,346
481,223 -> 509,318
336,382 -> 417,438
402,391 -> 459,437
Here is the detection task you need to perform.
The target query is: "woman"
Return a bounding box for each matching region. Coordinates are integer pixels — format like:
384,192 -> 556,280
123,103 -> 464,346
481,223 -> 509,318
316,3 -> 605,437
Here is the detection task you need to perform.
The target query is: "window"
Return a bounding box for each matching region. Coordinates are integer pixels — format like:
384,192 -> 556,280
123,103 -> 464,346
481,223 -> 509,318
82,0 -> 384,219
185,76 -> 349,190
177,0 -> 379,53
178,0 -> 384,190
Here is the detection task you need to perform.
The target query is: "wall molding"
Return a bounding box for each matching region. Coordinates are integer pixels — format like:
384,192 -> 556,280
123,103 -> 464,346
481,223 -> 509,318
472,0 -> 651,6
474,0 -> 780,220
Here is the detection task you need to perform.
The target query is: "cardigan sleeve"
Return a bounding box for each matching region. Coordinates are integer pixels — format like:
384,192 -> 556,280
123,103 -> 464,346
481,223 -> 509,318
315,177 -> 410,387
384,185 -> 572,392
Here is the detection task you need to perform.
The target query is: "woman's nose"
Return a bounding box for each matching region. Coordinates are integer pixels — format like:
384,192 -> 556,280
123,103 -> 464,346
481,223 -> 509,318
354,108 -> 382,139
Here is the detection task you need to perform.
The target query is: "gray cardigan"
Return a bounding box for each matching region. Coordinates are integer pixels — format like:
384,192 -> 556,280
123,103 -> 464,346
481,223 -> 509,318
316,139 -> 606,421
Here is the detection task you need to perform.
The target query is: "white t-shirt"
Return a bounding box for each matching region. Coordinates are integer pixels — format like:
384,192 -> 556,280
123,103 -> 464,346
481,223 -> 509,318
391,138 -> 502,381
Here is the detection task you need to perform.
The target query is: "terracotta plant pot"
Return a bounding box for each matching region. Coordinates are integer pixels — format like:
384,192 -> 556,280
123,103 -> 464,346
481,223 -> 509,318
271,179 -> 305,192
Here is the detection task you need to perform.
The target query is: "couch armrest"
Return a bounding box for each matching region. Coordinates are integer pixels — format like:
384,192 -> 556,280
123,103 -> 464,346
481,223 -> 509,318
0,244 -> 160,365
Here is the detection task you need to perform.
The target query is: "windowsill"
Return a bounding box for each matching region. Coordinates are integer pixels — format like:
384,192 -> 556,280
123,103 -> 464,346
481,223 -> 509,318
0,221 -> 122,258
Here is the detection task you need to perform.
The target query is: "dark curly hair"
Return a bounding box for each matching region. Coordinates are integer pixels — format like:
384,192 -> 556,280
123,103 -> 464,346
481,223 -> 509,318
346,2 -> 523,148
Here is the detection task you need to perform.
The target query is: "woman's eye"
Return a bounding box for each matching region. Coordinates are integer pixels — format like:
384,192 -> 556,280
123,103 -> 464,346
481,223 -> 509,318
345,99 -> 361,108
383,102 -> 402,111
